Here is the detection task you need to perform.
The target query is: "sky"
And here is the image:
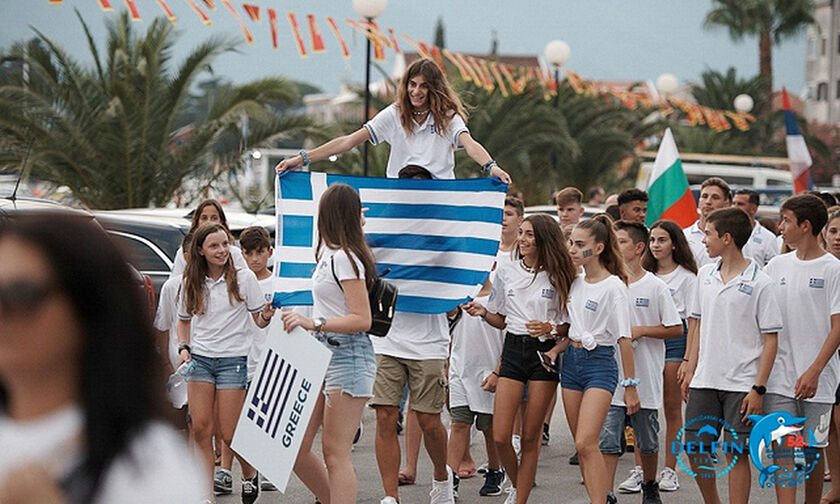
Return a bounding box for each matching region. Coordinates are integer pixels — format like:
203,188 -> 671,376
0,0 -> 808,98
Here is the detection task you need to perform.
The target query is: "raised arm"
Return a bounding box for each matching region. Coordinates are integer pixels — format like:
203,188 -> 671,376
276,128 -> 372,173
457,131 -> 511,184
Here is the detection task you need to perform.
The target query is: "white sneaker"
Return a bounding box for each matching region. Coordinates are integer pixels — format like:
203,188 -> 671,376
511,435 -> 521,458
617,465 -> 643,493
503,486 -> 517,504
429,467 -> 455,504
658,467 -> 680,492
380,497 -> 399,504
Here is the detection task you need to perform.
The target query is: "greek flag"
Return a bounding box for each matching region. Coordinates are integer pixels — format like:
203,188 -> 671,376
246,349 -> 296,439
272,171 -> 507,314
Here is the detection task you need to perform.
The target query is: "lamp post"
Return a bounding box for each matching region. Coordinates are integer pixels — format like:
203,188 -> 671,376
353,0 -> 387,177
544,40 -> 570,172
656,73 -> 679,98
734,94 -> 754,114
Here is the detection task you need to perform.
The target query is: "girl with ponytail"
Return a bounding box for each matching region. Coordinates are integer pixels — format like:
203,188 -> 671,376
552,213 -> 639,504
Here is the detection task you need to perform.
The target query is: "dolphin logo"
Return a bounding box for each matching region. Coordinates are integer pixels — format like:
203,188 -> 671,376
748,412 -> 807,488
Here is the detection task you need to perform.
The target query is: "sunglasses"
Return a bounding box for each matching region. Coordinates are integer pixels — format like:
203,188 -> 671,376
0,280 -> 56,319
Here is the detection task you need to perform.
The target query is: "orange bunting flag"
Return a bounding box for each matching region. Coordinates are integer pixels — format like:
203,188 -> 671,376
95,0 -> 113,11
155,0 -> 177,24
431,46 -> 446,74
288,13 -> 308,57
123,0 -> 142,21
456,52 -> 483,85
499,64 -> 520,94
183,0 -> 211,25
222,1 -> 253,44
564,69 -> 584,94
242,4 -> 260,22
326,17 -> 350,59
200,0 -> 215,9
346,19 -> 390,48
307,15 -> 325,53
418,41 -> 431,58
363,20 -> 387,62
48,0 -> 63,4
724,111 -> 750,131
388,28 -> 401,54
489,62 -> 509,97
474,57 -> 496,92
442,49 -> 470,81
401,34 -> 429,58
267,8 -> 278,49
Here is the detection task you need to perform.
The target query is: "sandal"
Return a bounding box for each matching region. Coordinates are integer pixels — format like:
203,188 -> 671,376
398,472 -> 415,486
457,467 -> 477,479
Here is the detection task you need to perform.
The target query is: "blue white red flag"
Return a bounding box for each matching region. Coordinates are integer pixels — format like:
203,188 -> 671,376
782,88 -> 813,194
272,171 -> 507,314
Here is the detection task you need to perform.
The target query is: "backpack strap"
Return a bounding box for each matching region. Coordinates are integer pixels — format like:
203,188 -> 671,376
330,255 -> 344,291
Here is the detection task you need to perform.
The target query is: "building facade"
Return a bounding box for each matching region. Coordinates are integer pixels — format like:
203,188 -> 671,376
804,0 -> 840,125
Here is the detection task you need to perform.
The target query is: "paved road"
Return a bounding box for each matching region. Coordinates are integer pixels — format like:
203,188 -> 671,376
219,397 -> 794,503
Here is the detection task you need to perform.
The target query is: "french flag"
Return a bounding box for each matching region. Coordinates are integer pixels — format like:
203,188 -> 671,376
782,88 -> 813,194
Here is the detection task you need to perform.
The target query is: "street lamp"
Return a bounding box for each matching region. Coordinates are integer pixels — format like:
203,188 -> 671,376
656,73 -> 679,97
734,94 -> 754,114
544,40 -> 570,172
353,0 -> 387,177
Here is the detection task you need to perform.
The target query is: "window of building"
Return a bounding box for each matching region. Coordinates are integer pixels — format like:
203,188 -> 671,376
807,85 -> 815,100
823,37 -> 828,56
809,36 -> 817,59
818,82 -> 829,101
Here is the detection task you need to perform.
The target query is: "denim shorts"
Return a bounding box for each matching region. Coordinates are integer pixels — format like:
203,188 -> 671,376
316,332 -> 376,398
560,345 -> 618,393
498,333 -> 559,383
599,406 -> 660,455
664,320 -> 688,363
188,354 -> 248,390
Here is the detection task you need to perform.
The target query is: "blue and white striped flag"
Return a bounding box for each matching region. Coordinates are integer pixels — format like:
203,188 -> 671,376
272,171 -> 507,314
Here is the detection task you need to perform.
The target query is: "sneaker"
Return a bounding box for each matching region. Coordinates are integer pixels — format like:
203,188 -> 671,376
477,461 -> 489,474
380,498 -> 399,504
479,468 -> 505,496
241,475 -> 259,504
503,486 -> 517,504
617,466 -> 643,494
213,468 -> 232,495
568,451 -> 579,465
658,467 -> 679,492
429,467 -> 455,504
606,491 -> 618,504
259,473 -> 277,492
353,421 -> 363,445
642,480 -> 662,504
511,435 -> 521,459
453,473 -> 460,500
542,423 -> 550,446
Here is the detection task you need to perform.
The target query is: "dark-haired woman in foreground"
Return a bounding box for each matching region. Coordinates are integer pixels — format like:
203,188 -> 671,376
0,214 -> 205,503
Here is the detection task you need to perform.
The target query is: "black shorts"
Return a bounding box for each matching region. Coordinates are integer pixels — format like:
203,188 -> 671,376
498,332 -> 559,383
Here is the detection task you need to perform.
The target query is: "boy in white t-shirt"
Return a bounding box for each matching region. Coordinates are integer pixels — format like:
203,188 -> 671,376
684,178 -> 732,268
154,233 -> 193,376
763,195 -> 840,504
733,189 -> 778,267
681,208 -> 781,504
602,222 -> 682,504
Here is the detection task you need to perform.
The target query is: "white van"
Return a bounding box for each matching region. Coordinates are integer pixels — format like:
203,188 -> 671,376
635,152 -> 792,189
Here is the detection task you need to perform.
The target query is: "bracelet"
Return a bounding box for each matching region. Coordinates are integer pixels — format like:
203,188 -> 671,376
481,159 -> 497,174
682,358 -> 690,362
491,371 -> 499,377
177,343 -> 191,355
299,150 -> 311,168
620,377 -> 640,388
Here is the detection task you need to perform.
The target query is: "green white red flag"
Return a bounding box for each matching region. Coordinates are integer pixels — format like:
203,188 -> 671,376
645,128 -> 697,228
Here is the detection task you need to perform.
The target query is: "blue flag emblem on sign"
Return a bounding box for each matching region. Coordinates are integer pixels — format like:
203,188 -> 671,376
247,349 -> 297,439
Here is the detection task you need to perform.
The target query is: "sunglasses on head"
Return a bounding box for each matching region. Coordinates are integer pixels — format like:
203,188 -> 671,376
0,280 -> 56,319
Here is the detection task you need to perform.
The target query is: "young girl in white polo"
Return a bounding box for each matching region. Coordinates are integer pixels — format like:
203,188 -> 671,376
546,214 -> 640,504
642,219 -> 698,492
176,223 -> 275,504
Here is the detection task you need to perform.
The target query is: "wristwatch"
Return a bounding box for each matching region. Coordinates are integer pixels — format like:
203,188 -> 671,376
620,378 -> 640,388
752,384 -> 766,396
549,322 -> 559,338
313,317 -> 327,334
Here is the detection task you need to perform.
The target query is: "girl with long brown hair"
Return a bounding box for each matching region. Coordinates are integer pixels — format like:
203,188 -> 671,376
176,222 -> 276,504
275,58 -> 510,183
170,198 -> 247,277
463,214 -> 576,503
280,184 -> 376,504
556,214 -> 639,504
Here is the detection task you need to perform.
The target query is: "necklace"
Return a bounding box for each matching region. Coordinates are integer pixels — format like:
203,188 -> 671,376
412,109 -> 429,116
520,259 -> 536,274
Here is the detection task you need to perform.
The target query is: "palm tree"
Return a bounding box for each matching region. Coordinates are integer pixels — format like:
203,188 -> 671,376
0,10 -> 321,209
704,0 -> 815,113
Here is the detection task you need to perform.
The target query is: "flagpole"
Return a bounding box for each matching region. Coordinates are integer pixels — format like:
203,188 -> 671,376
363,18 -> 372,177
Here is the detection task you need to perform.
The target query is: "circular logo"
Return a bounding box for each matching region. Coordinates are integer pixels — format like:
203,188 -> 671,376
673,415 -> 741,479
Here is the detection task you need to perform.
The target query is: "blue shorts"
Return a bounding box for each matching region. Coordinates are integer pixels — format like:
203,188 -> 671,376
317,332 -> 376,398
599,406 -> 660,455
664,320 -> 688,363
561,345 -> 618,393
188,354 -> 248,390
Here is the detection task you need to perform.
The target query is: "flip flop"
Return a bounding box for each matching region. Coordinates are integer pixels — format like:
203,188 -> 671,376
458,467 -> 477,479
398,472 -> 415,486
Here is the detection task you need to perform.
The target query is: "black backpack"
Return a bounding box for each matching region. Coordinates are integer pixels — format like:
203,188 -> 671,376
331,256 -> 398,337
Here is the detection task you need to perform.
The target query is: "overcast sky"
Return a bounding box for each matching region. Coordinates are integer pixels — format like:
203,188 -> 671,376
1,0 -> 808,98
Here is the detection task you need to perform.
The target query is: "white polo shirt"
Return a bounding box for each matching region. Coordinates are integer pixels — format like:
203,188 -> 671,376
689,260 -> 783,393
684,221 -> 715,269
566,273 -> 632,348
487,260 -> 564,335
656,265 -> 697,320
612,272 -> 682,410
765,252 -> 840,403
741,223 -> 779,268
154,274 -> 185,369
365,104 -> 468,180
178,267 -> 265,358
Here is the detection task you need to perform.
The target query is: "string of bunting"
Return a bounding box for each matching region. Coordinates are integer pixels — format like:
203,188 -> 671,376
47,0 -> 755,131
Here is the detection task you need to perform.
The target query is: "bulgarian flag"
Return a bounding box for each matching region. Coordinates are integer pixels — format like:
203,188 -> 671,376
782,88 -> 813,194
645,128 -> 697,228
